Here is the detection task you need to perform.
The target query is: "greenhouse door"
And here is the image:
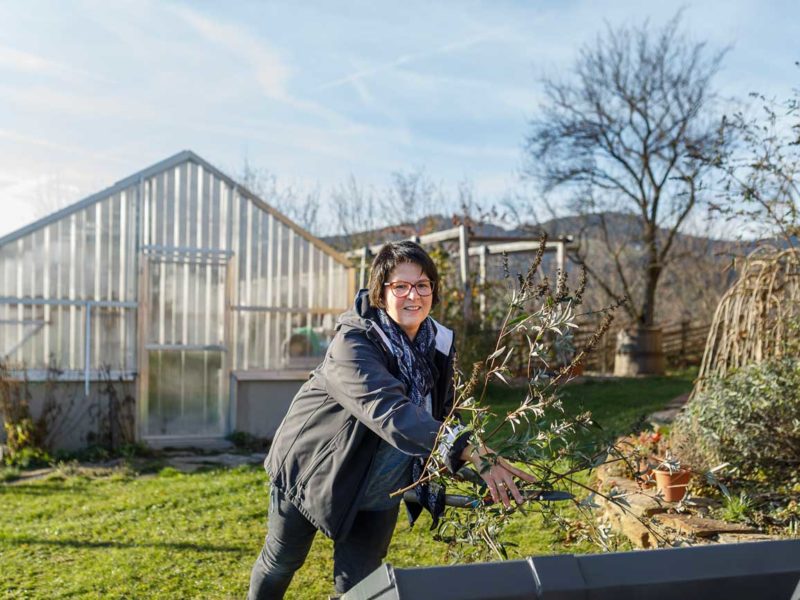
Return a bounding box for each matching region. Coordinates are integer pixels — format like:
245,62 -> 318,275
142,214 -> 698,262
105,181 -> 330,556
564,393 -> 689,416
140,253 -> 229,442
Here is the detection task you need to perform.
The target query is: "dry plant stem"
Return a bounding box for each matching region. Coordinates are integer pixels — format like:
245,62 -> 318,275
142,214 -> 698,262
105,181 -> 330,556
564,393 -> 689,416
389,400 -> 463,498
552,470 -> 672,547
392,301 -> 531,497
418,292 -> 616,486
391,364 -> 484,498
541,310 -> 617,394
393,238 -> 640,556
477,310 -> 615,450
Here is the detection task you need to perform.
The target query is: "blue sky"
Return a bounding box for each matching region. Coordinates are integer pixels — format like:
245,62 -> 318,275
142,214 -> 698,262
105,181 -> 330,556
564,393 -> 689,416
0,0 -> 797,237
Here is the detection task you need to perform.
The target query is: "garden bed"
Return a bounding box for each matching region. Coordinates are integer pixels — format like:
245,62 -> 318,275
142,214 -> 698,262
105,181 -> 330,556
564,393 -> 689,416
593,460 -> 785,548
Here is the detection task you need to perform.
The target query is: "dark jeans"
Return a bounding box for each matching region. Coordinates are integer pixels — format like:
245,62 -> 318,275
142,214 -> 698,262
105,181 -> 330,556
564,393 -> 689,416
248,486 -> 399,599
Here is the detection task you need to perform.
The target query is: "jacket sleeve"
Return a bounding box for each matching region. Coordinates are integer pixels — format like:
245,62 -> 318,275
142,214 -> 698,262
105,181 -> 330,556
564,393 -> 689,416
438,342 -> 470,471
325,329 -> 466,472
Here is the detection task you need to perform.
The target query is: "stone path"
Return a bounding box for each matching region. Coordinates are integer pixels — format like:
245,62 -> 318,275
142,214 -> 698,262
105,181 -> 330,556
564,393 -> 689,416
162,451 -> 266,473
6,450 -> 267,482
648,391 -> 690,424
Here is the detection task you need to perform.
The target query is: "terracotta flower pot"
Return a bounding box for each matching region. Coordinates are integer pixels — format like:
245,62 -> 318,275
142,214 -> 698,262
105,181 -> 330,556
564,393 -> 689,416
654,468 -> 691,502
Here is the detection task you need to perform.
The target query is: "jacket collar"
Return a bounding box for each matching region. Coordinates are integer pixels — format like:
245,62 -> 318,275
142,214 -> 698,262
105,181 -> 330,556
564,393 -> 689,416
337,289 -> 454,356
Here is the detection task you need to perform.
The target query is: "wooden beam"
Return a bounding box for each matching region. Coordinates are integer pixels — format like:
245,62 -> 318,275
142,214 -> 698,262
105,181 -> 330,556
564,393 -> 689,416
465,239 -> 573,256
459,224 -> 472,321
478,244 -> 488,321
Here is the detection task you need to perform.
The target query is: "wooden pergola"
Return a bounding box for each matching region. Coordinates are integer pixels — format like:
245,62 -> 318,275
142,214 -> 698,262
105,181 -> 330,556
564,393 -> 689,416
345,224 -> 574,320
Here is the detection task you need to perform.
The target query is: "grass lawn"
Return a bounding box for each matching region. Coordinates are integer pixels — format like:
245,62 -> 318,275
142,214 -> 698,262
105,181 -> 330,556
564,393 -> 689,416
0,372 -> 694,599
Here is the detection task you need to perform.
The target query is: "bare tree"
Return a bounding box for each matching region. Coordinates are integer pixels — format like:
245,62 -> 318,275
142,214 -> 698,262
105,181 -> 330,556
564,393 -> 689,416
524,13 -> 729,326
330,175 -> 382,248
239,159 -> 321,235
710,81 -> 800,247
32,173 -> 78,219
379,167 -> 445,235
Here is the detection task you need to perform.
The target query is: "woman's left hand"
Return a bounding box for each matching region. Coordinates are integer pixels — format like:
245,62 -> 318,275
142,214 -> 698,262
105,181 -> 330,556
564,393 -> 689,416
460,444 -> 537,508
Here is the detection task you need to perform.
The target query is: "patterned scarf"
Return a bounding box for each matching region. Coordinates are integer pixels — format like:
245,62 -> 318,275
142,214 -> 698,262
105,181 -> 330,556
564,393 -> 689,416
375,309 -> 436,409
375,309 -> 448,528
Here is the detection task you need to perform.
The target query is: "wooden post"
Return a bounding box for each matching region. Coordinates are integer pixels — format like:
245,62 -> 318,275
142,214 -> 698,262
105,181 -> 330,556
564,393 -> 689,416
680,319 -> 689,367
359,246 -> 369,290
136,255 -> 150,441
556,239 -> 566,275
478,245 -> 488,323
224,253 -> 237,432
458,224 -> 472,322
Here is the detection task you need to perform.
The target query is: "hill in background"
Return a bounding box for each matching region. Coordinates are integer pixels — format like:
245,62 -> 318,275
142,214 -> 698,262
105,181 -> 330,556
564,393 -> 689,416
324,211 -> 748,325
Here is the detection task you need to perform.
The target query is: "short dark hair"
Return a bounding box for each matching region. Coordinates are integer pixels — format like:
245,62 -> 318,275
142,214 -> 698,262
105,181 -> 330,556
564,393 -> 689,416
367,241 -> 440,309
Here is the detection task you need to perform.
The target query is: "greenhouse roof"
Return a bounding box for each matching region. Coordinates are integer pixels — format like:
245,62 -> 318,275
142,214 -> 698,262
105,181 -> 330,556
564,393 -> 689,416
0,150 -> 347,264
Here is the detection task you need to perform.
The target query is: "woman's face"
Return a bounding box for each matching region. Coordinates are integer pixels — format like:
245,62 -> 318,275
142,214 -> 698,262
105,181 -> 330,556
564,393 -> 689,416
384,262 -> 433,340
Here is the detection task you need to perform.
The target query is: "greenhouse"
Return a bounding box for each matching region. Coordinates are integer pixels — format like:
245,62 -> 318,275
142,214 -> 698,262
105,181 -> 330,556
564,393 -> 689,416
0,151 -> 353,449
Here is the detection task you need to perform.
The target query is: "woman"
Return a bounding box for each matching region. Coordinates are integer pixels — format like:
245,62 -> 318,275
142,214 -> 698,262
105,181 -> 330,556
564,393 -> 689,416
248,241 -> 533,599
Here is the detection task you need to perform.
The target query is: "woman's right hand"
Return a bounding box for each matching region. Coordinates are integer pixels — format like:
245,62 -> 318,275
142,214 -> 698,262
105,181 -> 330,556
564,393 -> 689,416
460,443 -> 537,508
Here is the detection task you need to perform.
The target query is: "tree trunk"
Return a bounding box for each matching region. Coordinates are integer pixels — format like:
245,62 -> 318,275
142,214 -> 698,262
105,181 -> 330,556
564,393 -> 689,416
641,263 -> 662,327
614,326 -> 666,376
641,227 -> 662,327
618,227 -> 666,375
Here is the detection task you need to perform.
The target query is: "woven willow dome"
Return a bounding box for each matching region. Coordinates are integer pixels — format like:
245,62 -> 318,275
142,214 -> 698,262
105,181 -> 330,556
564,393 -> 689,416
694,245 -> 800,395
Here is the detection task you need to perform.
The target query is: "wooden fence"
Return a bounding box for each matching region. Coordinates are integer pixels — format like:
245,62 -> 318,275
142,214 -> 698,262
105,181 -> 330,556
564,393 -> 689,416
572,320 -> 711,374
486,319 -> 710,377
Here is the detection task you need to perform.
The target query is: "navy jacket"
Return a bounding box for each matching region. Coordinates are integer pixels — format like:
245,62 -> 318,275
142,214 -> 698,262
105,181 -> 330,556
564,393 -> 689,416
265,291 -> 467,540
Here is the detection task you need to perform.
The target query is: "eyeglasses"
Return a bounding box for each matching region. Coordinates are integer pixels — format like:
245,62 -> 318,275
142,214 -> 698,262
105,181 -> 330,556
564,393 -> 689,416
384,279 -> 435,298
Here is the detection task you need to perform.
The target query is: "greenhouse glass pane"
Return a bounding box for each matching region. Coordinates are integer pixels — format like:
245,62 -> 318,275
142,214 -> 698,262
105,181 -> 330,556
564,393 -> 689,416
92,307 -> 133,371
46,222 -> 59,298
166,168 -> 176,248
147,261 -> 226,345
147,350 -> 223,436
21,234 -> 34,298
200,169 -> 210,248
0,247 -> 6,294
281,312 -> 333,371
279,224 -> 290,306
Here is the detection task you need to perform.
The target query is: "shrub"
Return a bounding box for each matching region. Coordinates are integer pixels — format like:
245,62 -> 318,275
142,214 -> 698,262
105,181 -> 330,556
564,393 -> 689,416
0,465 -> 21,482
672,358 -> 800,481
3,446 -> 52,469
157,466 -> 182,478
226,430 -> 267,452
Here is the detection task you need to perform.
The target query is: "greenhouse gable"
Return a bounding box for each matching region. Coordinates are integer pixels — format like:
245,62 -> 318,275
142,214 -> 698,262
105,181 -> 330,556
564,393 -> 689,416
0,150 -> 353,449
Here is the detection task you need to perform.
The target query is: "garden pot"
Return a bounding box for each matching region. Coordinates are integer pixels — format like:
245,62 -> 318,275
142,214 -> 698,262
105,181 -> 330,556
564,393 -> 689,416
654,468 -> 691,502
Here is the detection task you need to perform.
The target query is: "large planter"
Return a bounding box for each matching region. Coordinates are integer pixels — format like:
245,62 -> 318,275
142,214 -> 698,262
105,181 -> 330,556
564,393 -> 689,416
614,326 -> 666,376
654,468 -> 691,502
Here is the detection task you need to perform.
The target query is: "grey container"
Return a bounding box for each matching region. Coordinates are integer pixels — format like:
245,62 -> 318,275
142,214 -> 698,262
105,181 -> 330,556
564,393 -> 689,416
342,540 -> 800,600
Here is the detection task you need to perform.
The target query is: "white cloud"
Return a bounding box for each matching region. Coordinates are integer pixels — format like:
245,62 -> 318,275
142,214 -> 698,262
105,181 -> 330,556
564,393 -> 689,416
0,129 -> 129,164
0,46 -> 60,73
0,85 -> 156,121
167,5 -> 292,102
0,44 -> 111,83
316,27 -> 509,91
167,4 -> 358,127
